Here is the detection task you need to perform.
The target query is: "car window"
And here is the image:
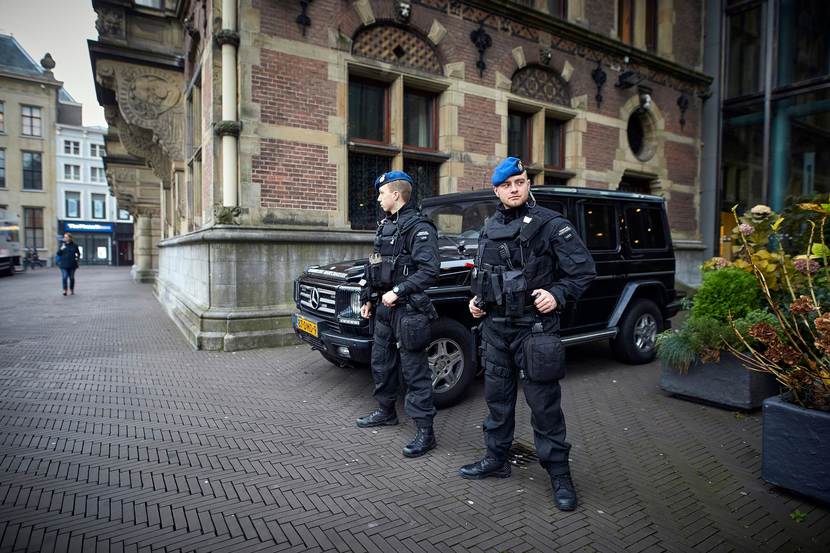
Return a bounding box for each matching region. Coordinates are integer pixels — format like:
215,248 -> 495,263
424,199 -> 497,241
537,199 -> 566,217
625,206 -> 666,250
582,203 -> 617,251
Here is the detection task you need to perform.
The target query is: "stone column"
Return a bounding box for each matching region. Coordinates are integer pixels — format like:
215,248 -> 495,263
131,209 -> 157,283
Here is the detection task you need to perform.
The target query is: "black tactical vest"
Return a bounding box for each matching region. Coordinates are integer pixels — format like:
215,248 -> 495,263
472,205 -> 558,315
368,209 -> 434,288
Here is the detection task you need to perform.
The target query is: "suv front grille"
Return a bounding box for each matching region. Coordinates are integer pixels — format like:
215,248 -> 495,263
299,283 -> 337,318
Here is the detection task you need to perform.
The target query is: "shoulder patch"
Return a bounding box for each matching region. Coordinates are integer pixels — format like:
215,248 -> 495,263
557,225 -> 572,236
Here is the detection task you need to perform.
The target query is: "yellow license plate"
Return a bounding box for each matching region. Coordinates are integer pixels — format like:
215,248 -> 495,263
297,316 -> 318,338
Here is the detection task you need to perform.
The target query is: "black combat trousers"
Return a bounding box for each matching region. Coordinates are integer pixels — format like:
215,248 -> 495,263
371,303 -> 436,428
480,314 -> 571,475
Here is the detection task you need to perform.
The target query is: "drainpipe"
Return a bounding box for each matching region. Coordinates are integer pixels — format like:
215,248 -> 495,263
216,0 -> 241,207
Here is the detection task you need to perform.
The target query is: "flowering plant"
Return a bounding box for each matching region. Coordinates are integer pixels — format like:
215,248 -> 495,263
727,199 -> 830,411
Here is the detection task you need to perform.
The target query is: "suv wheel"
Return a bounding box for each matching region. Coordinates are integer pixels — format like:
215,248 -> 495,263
611,299 -> 662,364
428,317 -> 475,408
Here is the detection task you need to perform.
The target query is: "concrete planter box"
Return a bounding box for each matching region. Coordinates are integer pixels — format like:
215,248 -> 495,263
762,395 -> 830,505
660,352 -> 779,410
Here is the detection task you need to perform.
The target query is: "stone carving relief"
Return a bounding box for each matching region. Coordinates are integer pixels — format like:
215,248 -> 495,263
96,60 -> 184,163
129,75 -> 182,119
104,104 -> 174,187
95,6 -> 126,41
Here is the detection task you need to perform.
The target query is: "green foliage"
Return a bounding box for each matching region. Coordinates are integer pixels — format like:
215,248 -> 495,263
691,268 -> 762,322
657,308 -> 778,373
656,328 -> 696,373
790,509 -> 807,523
686,316 -> 728,352
656,316 -> 732,372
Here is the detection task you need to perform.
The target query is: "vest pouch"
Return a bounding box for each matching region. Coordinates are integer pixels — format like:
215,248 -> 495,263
409,292 -> 439,322
380,256 -> 395,287
502,270 -> 527,318
522,332 -> 565,382
368,261 -> 381,286
399,309 -> 431,351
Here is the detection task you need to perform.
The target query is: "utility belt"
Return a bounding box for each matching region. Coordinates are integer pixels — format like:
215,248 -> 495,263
485,302 -> 536,318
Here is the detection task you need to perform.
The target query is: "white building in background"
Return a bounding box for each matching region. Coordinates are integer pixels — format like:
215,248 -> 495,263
55,99 -> 133,266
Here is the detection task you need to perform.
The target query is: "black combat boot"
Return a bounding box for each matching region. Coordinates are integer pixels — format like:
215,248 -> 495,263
458,457 -> 511,479
355,407 -> 398,428
551,473 -> 577,511
402,426 -> 436,458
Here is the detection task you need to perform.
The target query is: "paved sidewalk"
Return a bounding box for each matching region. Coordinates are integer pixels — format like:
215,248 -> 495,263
0,267 -> 828,553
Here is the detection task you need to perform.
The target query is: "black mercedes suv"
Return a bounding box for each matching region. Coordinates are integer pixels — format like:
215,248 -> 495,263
292,186 -> 683,407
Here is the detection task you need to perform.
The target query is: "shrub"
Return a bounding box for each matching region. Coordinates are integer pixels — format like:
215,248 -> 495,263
656,328 -> 696,373
657,316 -> 732,373
691,267 -> 762,322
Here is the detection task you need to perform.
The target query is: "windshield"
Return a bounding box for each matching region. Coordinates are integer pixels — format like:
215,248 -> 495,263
422,198 -> 498,250
0,226 -> 19,244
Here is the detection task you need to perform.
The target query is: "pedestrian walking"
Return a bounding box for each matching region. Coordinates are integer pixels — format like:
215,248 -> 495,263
357,170 -> 441,458
459,157 -> 596,511
56,232 -> 81,296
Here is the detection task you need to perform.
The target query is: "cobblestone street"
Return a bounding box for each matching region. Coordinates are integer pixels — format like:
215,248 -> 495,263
0,267 -> 828,552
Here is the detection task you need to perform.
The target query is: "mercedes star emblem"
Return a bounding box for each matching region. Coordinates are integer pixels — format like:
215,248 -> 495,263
309,287 -> 321,310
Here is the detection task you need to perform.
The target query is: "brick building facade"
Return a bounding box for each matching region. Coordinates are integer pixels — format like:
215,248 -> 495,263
89,0 -> 711,350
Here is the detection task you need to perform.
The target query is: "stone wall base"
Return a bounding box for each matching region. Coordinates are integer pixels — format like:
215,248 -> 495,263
154,277 -> 298,351
156,225 -> 373,351
131,266 -> 157,283
674,239 -> 707,289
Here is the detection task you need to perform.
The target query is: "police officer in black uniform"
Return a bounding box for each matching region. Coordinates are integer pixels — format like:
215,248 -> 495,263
357,171 -> 441,458
459,157 -> 596,511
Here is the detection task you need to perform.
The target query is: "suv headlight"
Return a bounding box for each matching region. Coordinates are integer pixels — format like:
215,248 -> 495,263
337,286 -> 362,324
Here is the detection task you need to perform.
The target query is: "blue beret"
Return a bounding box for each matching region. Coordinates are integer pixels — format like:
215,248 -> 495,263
374,171 -> 414,191
491,157 -> 525,186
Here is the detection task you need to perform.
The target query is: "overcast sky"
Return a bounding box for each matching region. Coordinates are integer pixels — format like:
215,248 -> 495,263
1,0 -> 106,127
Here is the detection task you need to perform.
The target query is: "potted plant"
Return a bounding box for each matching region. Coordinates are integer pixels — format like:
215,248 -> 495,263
726,199 -> 830,504
656,264 -> 780,409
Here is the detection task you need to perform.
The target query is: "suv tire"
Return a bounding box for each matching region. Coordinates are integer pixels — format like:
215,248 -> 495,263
611,299 -> 662,364
428,317 -> 475,408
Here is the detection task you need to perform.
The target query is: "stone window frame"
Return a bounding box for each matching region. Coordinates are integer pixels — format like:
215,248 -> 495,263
22,151 -> 42,190
185,68 -> 203,230
345,63 -> 453,227
512,0 -> 567,18
23,206 -> 44,249
504,95 -> 576,185
347,74 -> 391,146
614,0 -> 672,58
21,105 -> 42,137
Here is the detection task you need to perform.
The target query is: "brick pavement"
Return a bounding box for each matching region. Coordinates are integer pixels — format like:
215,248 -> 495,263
0,267 -> 828,553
